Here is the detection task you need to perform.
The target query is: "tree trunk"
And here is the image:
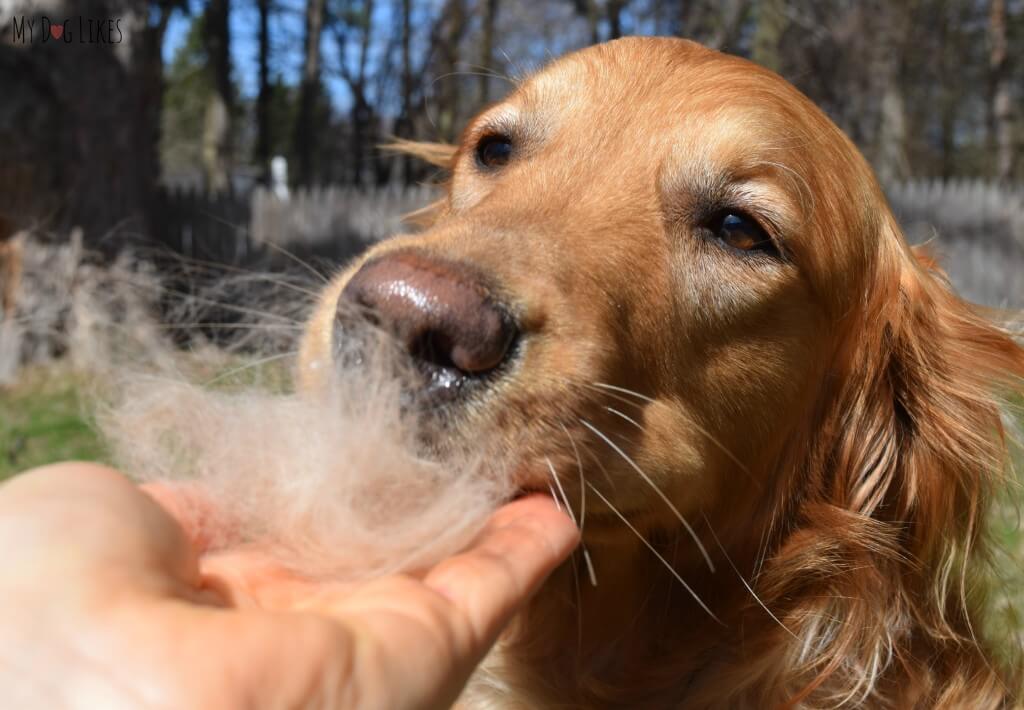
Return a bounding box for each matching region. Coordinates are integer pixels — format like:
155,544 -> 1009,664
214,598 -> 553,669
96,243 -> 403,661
752,0 -> 785,72
202,0 -> 232,194
437,0 -> 467,143
988,0 -> 1015,181
256,0 -> 272,185
568,0 -> 601,43
399,0 -> 415,184
607,0 -> 624,39
294,0 -> 326,188
871,3 -> 911,183
478,0 -> 499,105
0,0 -> 166,245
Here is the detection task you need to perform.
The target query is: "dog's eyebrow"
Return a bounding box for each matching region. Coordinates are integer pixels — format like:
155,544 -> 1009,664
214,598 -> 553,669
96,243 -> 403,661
725,179 -> 803,242
467,107 -> 520,141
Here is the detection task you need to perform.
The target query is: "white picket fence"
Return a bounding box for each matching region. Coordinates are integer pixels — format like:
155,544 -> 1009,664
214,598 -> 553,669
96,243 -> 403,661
158,179 -> 1022,306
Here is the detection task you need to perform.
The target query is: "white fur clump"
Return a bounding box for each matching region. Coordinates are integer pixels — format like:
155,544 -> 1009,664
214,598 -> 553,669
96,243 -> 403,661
99,325 -> 514,581
9,233 -> 513,580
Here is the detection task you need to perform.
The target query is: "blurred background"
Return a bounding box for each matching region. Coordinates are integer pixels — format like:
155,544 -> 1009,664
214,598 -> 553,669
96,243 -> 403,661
0,1 -> 1021,267
0,2 -> 1021,637
0,1 -> 1022,464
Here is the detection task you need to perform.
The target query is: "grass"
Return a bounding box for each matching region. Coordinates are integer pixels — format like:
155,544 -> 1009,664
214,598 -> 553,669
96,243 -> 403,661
0,365 -> 108,480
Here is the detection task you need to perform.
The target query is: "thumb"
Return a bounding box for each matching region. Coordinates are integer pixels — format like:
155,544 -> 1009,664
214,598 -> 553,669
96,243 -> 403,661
307,494 -> 579,709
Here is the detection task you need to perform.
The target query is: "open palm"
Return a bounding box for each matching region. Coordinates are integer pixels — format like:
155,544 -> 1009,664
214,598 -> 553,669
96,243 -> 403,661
0,464 -> 577,709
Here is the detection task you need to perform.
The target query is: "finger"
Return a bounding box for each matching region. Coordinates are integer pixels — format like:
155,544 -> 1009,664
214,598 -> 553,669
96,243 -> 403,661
289,495 -> 578,709
0,463 -> 203,594
423,494 -> 580,651
140,481 -> 239,555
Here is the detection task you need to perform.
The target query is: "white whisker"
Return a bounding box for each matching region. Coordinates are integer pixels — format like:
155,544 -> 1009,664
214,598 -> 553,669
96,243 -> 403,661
702,513 -> 798,640
583,548 -> 598,587
592,381 -> 762,492
580,418 -> 716,574
605,406 -> 643,429
585,481 -> 721,625
546,456 -> 577,527
202,350 -> 298,386
559,422 -> 587,537
547,482 -> 564,512
592,381 -> 656,403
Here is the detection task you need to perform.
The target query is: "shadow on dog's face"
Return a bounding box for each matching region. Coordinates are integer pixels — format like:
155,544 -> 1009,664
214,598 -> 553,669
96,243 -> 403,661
299,37 -> 885,549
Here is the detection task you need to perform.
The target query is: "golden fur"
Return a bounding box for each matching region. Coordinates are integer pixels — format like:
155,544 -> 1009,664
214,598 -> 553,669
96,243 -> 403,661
300,38 -> 1024,708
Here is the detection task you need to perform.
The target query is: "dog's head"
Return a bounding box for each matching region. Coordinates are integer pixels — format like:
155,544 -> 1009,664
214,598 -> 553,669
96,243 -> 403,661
299,36 -> 1022,704
303,37 -> 894,531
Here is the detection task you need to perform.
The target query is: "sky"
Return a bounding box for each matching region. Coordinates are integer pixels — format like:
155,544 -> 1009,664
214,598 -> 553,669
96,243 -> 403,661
161,0 -> 380,112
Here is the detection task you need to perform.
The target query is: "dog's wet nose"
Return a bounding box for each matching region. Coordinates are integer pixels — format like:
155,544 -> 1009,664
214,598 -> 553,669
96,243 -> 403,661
339,251 -> 518,386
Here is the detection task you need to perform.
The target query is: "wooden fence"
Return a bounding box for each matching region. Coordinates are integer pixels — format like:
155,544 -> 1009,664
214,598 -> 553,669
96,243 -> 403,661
150,180 -> 1023,304
152,184 -> 438,267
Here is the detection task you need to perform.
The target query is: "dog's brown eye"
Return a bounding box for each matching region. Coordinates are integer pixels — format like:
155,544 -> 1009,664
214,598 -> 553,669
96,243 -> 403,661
710,212 -> 777,256
476,135 -> 513,169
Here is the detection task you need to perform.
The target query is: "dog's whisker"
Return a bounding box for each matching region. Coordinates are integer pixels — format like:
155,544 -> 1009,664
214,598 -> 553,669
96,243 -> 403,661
591,381 -> 657,403
546,456 -> 577,528
701,513 -> 798,641
201,350 -> 299,386
559,422 -> 588,538
154,254 -> 324,299
581,382 -> 646,410
557,424 -> 600,589
152,322 -> 305,332
580,418 -> 716,574
115,279 -> 305,325
605,406 -> 643,430
186,209 -> 332,287
547,482 -> 564,513
586,382 -> 762,491
584,480 -> 721,625
257,237 -> 332,285
572,426 -> 618,489
582,548 -> 598,588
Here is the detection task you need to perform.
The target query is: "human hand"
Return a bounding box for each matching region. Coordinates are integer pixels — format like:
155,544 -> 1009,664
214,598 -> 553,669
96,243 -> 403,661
0,463 -> 578,709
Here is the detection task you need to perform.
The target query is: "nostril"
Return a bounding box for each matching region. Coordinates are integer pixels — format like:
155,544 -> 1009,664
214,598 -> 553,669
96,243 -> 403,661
409,329 -> 457,372
337,251 -> 519,389
446,308 -> 517,374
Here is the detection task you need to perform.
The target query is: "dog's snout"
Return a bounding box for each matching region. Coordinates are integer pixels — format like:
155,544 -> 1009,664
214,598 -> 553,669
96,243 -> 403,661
339,251 -> 518,384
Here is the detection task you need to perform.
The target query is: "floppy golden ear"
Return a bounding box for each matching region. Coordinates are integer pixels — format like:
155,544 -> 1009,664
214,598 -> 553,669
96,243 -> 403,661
381,139 -> 457,169
784,214 -> 1024,703
380,140 -> 457,228
837,228 -> 1023,545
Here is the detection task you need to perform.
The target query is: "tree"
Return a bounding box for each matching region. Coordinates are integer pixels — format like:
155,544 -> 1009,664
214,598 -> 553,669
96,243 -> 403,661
294,0 -> 327,187
256,0 -> 273,185
989,0 -> 1016,181
478,0 -> 499,104
201,0 -> 233,193
0,0 -> 177,243
435,0 -> 468,142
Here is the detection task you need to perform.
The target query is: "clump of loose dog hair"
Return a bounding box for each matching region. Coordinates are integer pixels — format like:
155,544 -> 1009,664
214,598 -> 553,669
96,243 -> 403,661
8,232 -> 514,581
98,317 -> 516,580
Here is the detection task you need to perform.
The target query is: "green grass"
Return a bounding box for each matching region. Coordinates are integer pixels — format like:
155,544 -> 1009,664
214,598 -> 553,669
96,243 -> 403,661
0,365 -> 108,480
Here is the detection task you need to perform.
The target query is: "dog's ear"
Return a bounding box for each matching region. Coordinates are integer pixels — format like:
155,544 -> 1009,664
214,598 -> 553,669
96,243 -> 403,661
381,139 -> 457,169
783,212 -> 1024,702
802,210 -> 1019,696
831,215 -> 1023,540
380,140 -> 457,228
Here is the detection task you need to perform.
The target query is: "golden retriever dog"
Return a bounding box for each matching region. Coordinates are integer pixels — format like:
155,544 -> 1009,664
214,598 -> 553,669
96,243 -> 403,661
300,37 -> 1024,708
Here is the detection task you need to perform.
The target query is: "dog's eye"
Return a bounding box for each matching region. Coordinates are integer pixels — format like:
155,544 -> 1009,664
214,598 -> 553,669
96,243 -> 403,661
476,135 -> 513,169
708,212 -> 778,256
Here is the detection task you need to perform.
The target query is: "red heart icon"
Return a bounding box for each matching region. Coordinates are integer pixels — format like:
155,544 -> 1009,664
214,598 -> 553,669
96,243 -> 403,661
50,24 -> 63,40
